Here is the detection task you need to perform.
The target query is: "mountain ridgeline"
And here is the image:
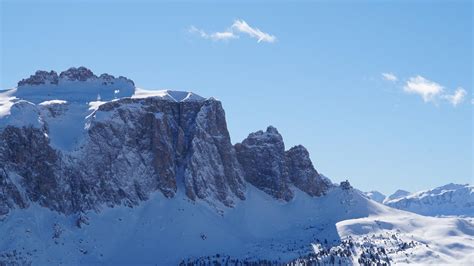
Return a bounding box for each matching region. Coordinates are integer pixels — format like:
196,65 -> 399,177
0,67 -> 330,217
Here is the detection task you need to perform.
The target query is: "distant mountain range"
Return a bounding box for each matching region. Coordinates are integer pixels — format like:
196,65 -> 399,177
365,183 -> 474,217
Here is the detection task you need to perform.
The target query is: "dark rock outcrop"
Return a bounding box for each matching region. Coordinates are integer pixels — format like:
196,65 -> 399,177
18,70 -> 59,86
59,66 -> 96,81
286,145 -> 329,197
235,126 -> 293,201
235,127 -> 329,201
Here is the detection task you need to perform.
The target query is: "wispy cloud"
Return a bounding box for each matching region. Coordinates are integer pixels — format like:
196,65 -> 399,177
396,75 -> 469,106
443,87 -> 467,106
188,26 -> 238,41
231,20 -> 276,43
403,75 -> 444,103
382,72 -> 398,82
189,19 -> 275,43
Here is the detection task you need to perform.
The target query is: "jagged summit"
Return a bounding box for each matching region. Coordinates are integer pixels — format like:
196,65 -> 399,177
17,66 -> 135,87
1,67 -> 329,216
12,67 -> 135,104
235,126 -> 329,201
10,67 -> 208,105
17,70 -> 59,86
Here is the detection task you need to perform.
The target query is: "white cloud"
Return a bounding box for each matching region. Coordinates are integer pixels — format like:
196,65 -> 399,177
211,31 -> 238,41
443,87 -> 467,106
403,75 -> 444,103
231,19 -> 276,43
189,19 -> 275,43
188,26 -> 237,41
382,72 -> 398,82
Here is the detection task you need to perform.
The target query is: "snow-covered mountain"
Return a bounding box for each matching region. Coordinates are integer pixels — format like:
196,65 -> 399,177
384,189 -> 411,203
384,183 -> 474,217
364,184 -> 474,217
1,67 -> 473,265
364,191 -> 386,203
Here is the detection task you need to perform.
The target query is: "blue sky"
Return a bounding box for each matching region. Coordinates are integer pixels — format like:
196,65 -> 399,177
1,0 -> 472,195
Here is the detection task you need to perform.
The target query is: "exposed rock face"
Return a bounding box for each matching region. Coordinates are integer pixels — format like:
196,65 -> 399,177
17,70 -> 59,86
235,127 -> 329,201
0,86 -> 246,216
235,126 -> 293,201
59,66 -> 96,81
286,145 -> 329,197
183,100 -> 246,206
1,68 -> 330,217
0,126 -> 67,214
340,180 -> 353,190
79,97 -> 245,209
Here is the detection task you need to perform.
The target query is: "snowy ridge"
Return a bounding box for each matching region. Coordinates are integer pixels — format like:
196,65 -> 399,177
384,183 -> 474,217
132,88 -> 206,102
383,189 -> 410,203
364,191 -> 386,203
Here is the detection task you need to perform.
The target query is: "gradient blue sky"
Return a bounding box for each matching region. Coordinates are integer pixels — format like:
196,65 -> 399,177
1,0 -> 472,195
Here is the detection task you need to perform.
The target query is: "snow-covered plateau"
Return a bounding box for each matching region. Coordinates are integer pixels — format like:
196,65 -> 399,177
0,67 -> 473,265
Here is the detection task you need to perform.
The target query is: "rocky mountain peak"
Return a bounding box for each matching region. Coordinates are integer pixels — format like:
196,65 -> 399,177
235,126 -> 329,201
17,67 -> 135,89
286,145 -> 329,197
59,66 -> 97,81
1,69 -> 331,217
11,67 -> 136,104
265,125 -> 279,134
17,70 -> 59,86
242,125 -> 285,149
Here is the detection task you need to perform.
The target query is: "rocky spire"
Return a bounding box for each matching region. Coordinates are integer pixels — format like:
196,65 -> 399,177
286,145 -> 329,197
235,126 -> 294,201
235,126 -> 329,201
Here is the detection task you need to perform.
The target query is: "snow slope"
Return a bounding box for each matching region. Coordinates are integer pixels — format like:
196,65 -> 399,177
337,213 -> 474,264
1,186 -> 473,265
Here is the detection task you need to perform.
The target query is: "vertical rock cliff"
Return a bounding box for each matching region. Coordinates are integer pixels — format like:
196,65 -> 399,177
0,67 -> 329,217
235,127 -> 329,201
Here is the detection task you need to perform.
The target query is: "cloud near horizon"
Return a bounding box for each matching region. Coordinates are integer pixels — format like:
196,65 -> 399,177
189,19 -> 276,43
